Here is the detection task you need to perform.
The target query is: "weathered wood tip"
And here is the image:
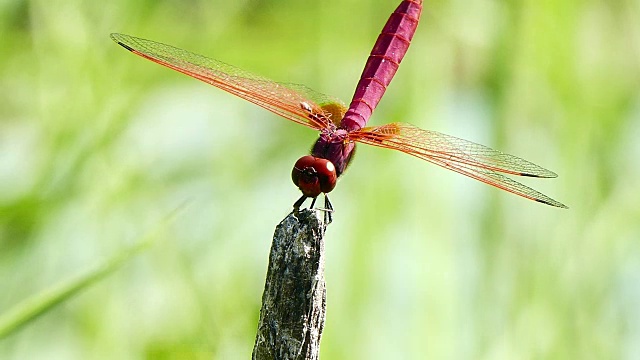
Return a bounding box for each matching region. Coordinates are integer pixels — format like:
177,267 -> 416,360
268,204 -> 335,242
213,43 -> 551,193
252,209 -> 328,360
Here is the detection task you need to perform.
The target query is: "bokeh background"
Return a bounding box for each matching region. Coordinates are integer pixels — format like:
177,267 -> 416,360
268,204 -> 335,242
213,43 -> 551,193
1,0 -> 639,358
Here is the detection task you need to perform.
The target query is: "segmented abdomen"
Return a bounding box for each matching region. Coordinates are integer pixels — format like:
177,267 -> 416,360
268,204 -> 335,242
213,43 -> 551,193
341,0 -> 423,131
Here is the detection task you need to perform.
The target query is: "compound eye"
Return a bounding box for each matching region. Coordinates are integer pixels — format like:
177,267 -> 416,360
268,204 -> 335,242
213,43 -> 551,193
292,156 -> 337,197
315,158 -> 337,193
292,155 -> 315,189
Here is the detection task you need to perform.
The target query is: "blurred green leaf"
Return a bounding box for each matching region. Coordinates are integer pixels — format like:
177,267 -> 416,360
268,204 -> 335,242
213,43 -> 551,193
0,207 -> 183,340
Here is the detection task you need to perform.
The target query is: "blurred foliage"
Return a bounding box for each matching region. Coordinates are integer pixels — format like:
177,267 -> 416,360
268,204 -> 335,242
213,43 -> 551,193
1,0 -> 639,359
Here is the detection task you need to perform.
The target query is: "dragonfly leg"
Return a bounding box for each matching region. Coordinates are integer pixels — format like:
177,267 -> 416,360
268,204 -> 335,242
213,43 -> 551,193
293,194 -> 332,223
323,195 -> 334,224
293,195 -> 307,211
324,195 -> 334,212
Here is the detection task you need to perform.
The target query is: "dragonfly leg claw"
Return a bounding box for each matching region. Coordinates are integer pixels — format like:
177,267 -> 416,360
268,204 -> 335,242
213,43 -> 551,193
292,194 -> 334,223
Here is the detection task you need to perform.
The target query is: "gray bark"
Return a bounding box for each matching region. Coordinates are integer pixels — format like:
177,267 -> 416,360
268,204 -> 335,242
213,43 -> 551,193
252,209 -> 328,360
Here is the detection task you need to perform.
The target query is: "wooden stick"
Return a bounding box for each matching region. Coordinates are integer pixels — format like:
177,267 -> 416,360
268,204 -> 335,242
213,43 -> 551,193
252,209 -> 328,360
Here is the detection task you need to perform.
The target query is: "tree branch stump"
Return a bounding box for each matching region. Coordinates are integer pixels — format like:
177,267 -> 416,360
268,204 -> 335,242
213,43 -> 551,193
252,209 -> 328,360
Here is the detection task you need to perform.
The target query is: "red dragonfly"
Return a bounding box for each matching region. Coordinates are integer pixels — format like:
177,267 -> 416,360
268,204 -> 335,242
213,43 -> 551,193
111,0 -> 566,211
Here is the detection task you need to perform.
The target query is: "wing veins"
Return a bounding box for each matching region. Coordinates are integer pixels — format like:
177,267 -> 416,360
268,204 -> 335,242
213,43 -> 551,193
111,33 -> 337,130
354,123 -> 558,177
351,123 -> 566,208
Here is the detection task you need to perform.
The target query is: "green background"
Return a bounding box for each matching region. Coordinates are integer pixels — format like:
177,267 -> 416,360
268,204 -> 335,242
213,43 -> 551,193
1,0 -> 639,358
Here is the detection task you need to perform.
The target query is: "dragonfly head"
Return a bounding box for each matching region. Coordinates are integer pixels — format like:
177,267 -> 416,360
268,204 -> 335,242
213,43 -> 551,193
291,155 -> 337,198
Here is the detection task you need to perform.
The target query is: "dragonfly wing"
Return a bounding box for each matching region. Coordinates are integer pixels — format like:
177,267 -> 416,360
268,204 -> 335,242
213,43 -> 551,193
111,33 -> 340,130
350,122 -> 567,208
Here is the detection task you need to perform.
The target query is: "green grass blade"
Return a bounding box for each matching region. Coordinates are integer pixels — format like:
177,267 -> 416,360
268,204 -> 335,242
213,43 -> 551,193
0,207 -> 184,340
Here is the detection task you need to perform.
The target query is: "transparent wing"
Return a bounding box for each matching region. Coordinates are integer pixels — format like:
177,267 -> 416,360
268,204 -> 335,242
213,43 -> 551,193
350,123 -> 567,208
111,33 -> 346,130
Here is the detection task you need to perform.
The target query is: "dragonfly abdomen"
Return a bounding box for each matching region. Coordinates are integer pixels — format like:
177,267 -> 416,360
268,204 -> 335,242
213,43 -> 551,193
341,0 -> 423,132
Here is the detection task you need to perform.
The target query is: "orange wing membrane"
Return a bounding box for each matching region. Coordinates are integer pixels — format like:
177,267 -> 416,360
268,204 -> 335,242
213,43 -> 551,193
110,33 -> 344,130
350,123 -> 567,208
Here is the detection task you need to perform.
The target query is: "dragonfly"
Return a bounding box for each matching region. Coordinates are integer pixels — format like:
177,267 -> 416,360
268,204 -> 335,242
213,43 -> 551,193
111,0 -> 566,212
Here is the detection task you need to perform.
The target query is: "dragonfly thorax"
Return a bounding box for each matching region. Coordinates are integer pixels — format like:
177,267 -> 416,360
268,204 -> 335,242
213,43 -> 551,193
311,129 -> 356,177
